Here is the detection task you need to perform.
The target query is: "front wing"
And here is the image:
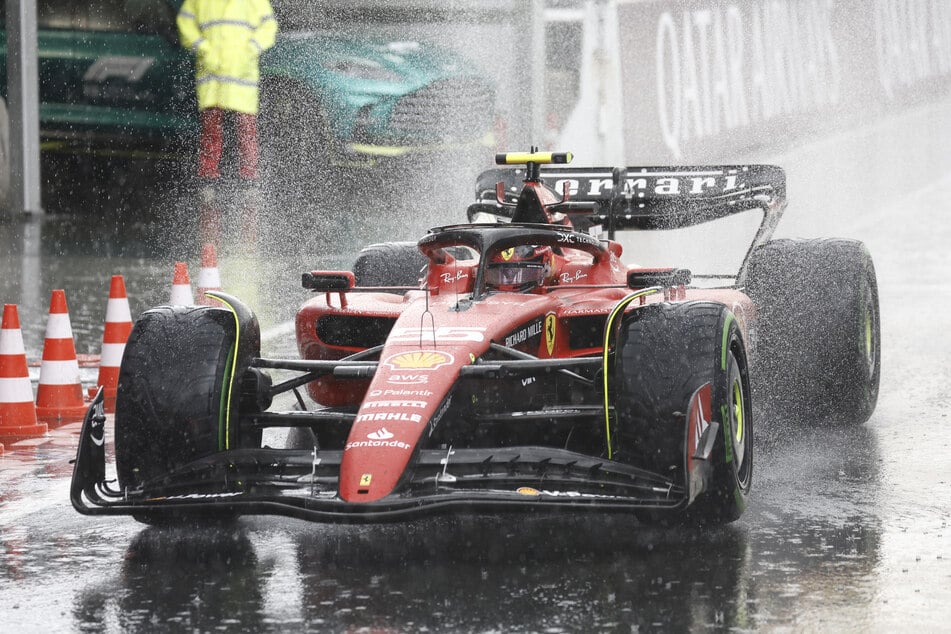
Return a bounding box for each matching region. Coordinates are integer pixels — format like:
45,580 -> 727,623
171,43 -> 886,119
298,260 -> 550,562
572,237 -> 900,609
71,392 -> 688,523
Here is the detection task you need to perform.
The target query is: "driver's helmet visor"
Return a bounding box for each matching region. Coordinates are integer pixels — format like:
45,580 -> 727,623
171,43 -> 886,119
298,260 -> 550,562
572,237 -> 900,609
485,262 -> 548,289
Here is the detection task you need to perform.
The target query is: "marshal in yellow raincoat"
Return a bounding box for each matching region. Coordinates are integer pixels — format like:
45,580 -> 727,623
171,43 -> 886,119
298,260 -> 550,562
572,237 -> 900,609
177,0 -> 278,115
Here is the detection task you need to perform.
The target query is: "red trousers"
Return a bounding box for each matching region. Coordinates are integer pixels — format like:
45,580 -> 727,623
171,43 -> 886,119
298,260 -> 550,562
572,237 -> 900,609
197,108 -> 259,180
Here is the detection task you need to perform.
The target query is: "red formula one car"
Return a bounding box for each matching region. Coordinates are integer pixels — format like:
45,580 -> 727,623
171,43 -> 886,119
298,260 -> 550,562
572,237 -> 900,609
71,151 -> 880,525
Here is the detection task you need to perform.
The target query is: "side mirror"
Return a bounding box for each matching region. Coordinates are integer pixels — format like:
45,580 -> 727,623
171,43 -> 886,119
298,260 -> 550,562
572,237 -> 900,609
627,268 -> 692,289
302,271 -> 355,292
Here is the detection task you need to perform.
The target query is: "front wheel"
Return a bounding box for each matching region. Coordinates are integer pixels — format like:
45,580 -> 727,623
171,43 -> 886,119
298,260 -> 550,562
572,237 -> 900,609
614,301 -> 753,525
115,301 -> 261,494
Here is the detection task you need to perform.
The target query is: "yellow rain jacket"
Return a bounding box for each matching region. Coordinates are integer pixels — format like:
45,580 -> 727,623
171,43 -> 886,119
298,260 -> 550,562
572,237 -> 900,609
177,0 -> 278,114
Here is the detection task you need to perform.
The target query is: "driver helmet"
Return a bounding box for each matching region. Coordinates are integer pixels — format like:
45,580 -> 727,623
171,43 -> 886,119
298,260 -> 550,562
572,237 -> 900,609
485,245 -> 554,292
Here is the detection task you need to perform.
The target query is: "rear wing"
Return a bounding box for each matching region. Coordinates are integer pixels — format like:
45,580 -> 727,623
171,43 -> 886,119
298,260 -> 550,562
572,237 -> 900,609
474,164 -> 786,237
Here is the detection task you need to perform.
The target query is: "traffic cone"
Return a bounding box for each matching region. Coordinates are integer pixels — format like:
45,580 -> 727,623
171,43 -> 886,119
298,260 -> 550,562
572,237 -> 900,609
0,304 -> 47,441
170,261 -> 194,305
196,243 -> 222,305
35,290 -> 88,425
87,275 -> 133,412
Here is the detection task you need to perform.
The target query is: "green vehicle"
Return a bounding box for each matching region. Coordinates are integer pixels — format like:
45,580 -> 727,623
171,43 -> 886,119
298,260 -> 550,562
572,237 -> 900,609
0,1 -> 495,182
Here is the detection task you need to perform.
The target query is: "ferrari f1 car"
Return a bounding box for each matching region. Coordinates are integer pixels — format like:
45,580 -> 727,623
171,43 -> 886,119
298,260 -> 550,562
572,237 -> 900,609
71,151 -> 880,525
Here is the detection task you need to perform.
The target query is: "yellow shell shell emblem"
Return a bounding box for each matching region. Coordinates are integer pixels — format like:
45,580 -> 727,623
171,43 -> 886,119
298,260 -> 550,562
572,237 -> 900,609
385,350 -> 454,370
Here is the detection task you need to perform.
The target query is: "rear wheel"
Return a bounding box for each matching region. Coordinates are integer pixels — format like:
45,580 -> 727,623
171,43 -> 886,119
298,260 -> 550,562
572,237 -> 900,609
352,241 -> 426,288
115,303 -> 261,496
745,238 -> 880,425
614,301 -> 753,525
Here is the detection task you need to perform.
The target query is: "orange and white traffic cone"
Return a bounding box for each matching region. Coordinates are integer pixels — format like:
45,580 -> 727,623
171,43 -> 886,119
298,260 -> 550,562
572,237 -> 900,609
0,304 -> 47,441
196,243 -> 222,305
35,290 -> 88,425
169,261 -> 194,305
87,275 -> 133,412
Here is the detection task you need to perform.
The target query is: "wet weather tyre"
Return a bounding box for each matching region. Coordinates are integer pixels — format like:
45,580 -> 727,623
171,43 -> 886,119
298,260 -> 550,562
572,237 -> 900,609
745,239 -> 880,425
352,242 -> 426,288
614,302 -> 753,525
114,305 -> 254,493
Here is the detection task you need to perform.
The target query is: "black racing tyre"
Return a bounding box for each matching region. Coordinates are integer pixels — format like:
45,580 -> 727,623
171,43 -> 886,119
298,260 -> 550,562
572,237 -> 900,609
115,304 -> 260,493
745,238 -> 880,426
352,241 -> 426,288
614,301 -> 753,525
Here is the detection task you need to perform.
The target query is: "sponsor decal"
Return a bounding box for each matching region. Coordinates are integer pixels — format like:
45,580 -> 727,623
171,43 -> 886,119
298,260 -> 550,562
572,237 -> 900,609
389,327 -> 486,343
503,318 -> 544,348
147,492 -> 243,501
345,437 -> 412,451
368,389 -> 434,397
384,350 -> 454,370
552,172 -> 744,198
688,383 -> 714,466
387,373 -> 431,385
502,487 -> 625,500
429,396 -> 452,433
359,473 -> 373,487
356,412 -> 423,424
653,4 -> 839,159
521,377 -> 536,387
693,395 -> 710,454
556,232 -> 600,247
511,408 -> 584,417
440,270 -> 469,284
545,313 -> 557,355
363,400 -> 428,409
559,270 -> 589,284
367,427 -> 394,440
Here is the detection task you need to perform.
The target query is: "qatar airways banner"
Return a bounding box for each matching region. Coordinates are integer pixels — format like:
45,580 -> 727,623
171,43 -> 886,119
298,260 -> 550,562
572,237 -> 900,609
618,0 -> 951,162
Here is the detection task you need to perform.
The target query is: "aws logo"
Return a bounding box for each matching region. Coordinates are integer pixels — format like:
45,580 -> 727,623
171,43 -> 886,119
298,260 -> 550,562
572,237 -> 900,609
384,350 -> 455,371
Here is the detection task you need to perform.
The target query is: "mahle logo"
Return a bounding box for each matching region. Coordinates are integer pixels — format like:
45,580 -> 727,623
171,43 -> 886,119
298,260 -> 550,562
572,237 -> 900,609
384,350 -> 454,370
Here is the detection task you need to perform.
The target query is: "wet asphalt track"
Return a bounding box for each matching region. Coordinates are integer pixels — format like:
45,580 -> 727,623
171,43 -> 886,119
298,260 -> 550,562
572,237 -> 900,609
1,102 -> 950,632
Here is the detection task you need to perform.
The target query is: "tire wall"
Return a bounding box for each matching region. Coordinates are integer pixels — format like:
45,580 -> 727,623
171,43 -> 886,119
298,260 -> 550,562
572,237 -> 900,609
615,0 -> 951,163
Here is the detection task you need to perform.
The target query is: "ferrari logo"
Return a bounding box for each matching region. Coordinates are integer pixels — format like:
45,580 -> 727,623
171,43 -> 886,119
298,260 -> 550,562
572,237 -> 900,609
545,313 -> 556,355
501,247 -> 514,261
359,473 -> 372,487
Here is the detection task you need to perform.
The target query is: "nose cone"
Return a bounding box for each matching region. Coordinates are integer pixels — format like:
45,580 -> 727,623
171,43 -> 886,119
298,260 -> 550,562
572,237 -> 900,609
339,348 -> 463,503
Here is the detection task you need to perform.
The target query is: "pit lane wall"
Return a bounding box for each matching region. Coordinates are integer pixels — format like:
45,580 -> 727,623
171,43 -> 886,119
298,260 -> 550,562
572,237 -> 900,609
577,0 -> 951,163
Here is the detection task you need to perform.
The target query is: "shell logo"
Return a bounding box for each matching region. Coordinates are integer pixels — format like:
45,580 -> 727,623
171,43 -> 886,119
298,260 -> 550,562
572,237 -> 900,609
516,487 -> 541,496
384,350 -> 455,370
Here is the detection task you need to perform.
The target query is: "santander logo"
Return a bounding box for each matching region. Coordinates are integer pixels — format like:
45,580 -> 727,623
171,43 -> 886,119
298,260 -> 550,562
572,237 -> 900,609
367,428 -> 394,440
